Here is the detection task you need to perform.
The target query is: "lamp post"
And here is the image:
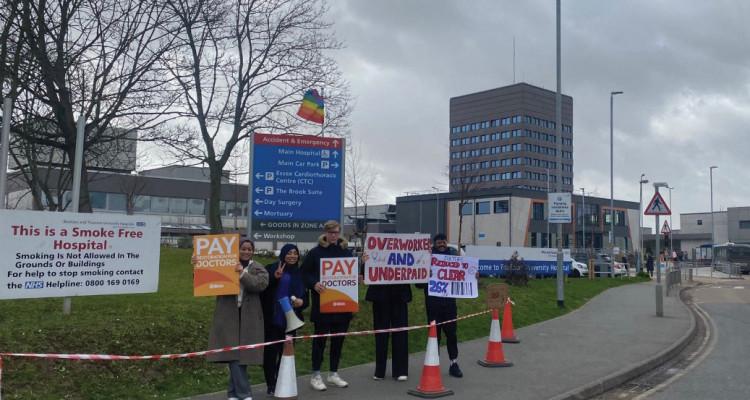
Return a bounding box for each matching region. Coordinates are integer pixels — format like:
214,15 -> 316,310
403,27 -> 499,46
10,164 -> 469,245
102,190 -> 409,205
638,175 -> 649,274
580,188 -> 585,253
653,181 -> 669,317
546,168 -> 550,247
667,186 -> 675,261
710,166 -> 718,254
610,91 -> 623,277
432,186 -> 439,235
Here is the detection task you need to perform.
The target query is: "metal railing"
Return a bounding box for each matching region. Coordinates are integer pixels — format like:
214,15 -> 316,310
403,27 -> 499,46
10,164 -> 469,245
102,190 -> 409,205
668,260 -> 744,288
665,266 -> 682,295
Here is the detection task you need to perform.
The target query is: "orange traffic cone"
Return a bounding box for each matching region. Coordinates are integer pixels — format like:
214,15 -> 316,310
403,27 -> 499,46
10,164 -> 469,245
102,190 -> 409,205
274,337 -> 298,400
407,321 -> 454,398
501,298 -> 520,343
477,309 -> 513,367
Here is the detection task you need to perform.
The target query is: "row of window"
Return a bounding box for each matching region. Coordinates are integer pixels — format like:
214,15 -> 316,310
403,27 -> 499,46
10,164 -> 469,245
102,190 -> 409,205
65,191 -> 246,218
451,115 -> 572,134
460,200 -> 510,215
451,143 -> 561,159
450,172 -> 564,186
450,129 -> 571,148
457,200 -> 627,227
451,145 -> 574,160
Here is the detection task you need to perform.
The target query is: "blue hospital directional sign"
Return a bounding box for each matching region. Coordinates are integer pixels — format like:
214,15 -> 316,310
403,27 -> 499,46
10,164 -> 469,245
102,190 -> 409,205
250,133 -> 344,242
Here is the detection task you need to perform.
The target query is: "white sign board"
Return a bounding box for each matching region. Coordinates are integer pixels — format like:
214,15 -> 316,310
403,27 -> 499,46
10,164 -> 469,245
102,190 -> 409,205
0,210 -> 161,299
548,192 -> 572,223
364,233 -> 431,284
428,254 -> 478,299
465,245 -> 572,276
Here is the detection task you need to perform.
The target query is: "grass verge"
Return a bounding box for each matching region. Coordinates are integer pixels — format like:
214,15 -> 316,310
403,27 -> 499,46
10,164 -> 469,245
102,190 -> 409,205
0,247 -> 648,399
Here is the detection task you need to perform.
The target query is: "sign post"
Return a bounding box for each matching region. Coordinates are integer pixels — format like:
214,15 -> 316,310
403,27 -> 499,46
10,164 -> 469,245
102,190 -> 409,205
250,133 -> 344,243
645,186 -> 671,317
548,192 -> 571,309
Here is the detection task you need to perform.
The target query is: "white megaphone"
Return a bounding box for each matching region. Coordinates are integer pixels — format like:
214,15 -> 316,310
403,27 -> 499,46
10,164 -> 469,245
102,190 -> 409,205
279,296 -> 305,333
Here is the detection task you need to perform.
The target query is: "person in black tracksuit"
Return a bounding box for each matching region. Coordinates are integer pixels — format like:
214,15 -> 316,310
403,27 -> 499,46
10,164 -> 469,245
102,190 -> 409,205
300,220 -> 353,391
416,233 -> 463,378
364,273 -> 411,381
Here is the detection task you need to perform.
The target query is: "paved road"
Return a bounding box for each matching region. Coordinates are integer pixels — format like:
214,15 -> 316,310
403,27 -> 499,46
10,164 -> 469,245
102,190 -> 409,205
179,280 -> 694,400
642,276 -> 750,400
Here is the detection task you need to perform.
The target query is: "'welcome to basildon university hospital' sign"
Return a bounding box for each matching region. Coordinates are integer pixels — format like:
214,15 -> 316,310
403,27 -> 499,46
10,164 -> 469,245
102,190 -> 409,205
250,133 -> 344,242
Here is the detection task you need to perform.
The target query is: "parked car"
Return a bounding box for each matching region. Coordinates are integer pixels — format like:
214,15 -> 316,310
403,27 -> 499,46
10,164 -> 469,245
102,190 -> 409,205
569,258 -> 589,277
593,254 -> 624,277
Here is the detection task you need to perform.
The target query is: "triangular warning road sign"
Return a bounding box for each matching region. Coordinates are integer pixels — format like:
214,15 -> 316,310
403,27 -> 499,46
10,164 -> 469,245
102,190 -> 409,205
644,192 -> 671,215
661,220 -> 671,234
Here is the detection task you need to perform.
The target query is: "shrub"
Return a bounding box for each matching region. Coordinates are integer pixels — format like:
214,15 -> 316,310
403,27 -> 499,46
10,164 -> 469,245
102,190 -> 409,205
505,251 -> 529,287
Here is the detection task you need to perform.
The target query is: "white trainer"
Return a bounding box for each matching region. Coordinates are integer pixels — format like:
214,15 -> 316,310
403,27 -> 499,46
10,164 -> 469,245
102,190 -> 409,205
310,375 -> 327,391
327,372 -> 349,388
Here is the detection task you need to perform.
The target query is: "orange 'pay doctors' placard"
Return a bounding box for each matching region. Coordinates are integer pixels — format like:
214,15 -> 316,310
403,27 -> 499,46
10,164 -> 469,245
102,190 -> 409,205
193,234 -> 240,297
319,257 -> 359,313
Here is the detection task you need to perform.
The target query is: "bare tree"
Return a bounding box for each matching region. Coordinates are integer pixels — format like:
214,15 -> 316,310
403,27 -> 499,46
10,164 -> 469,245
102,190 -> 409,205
162,0 -> 353,233
450,159 -> 483,249
116,153 -> 154,215
345,139 -> 378,245
3,0 -> 180,212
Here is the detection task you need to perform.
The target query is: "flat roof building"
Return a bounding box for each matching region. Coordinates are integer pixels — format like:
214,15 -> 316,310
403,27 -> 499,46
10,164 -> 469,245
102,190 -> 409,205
449,83 -> 574,193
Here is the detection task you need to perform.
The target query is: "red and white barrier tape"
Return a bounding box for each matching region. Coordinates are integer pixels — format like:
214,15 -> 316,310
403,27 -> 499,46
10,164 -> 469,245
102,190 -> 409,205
0,309 -> 492,396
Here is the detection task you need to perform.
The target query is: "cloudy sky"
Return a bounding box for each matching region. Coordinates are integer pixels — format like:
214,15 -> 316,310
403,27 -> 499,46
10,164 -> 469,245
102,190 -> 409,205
326,0 -> 750,230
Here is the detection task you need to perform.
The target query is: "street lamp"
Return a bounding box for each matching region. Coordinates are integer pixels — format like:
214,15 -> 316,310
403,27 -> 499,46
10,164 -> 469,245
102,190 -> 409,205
667,186 -> 675,260
546,168 -> 550,247
610,91 -> 623,277
580,188 -> 585,253
653,181 -> 669,317
431,186 -> 439,235
710,166 -> 718,253
638,175 -> 649,274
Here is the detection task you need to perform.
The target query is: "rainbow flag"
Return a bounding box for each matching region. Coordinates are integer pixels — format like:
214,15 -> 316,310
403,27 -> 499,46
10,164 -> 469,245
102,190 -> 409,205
296,89 -> 324,124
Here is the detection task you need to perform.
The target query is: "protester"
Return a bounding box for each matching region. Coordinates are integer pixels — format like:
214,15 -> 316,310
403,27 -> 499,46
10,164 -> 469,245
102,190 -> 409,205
646,254 -> 654,277
363,252 -> 411,381
261,244 -> 308,397
195,238 -> 268,400
416,233 -> 464,378
301,220 -> 354,391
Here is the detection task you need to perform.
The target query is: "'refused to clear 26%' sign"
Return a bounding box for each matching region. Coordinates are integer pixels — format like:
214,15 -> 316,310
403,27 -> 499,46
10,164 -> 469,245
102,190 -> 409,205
0,209 -> 161,299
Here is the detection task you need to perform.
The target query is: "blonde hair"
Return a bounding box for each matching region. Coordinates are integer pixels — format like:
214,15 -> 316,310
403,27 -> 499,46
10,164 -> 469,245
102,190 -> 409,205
323,220 -> 340,232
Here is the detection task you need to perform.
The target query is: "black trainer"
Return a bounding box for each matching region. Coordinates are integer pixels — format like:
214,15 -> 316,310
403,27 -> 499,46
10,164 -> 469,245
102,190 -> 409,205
266,386 -> 275,397
449,363 -> 463,378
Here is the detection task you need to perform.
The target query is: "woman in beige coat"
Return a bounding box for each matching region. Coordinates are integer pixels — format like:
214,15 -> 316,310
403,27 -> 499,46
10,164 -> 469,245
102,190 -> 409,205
204,239 -> 269,400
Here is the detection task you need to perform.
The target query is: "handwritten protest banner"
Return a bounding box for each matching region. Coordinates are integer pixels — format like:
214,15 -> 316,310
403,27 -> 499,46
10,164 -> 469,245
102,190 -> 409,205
193,234 -> 239,296
319,257 -> 359,313
428,254 -> 479,299
364,233 -> 430,285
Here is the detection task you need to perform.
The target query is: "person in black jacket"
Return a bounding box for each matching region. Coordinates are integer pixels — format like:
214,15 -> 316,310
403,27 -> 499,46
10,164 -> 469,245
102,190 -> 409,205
363,253 -> 412,381
646,254 -> 655,277
416,233 -> 463,378
260,244 -> 308,397
300,220 -> 353,391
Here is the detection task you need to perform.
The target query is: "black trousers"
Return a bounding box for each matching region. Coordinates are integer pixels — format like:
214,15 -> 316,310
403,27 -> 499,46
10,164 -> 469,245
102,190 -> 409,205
372,300 -> 409,378
311,315 -> 350,372
426,301 -> 458,360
